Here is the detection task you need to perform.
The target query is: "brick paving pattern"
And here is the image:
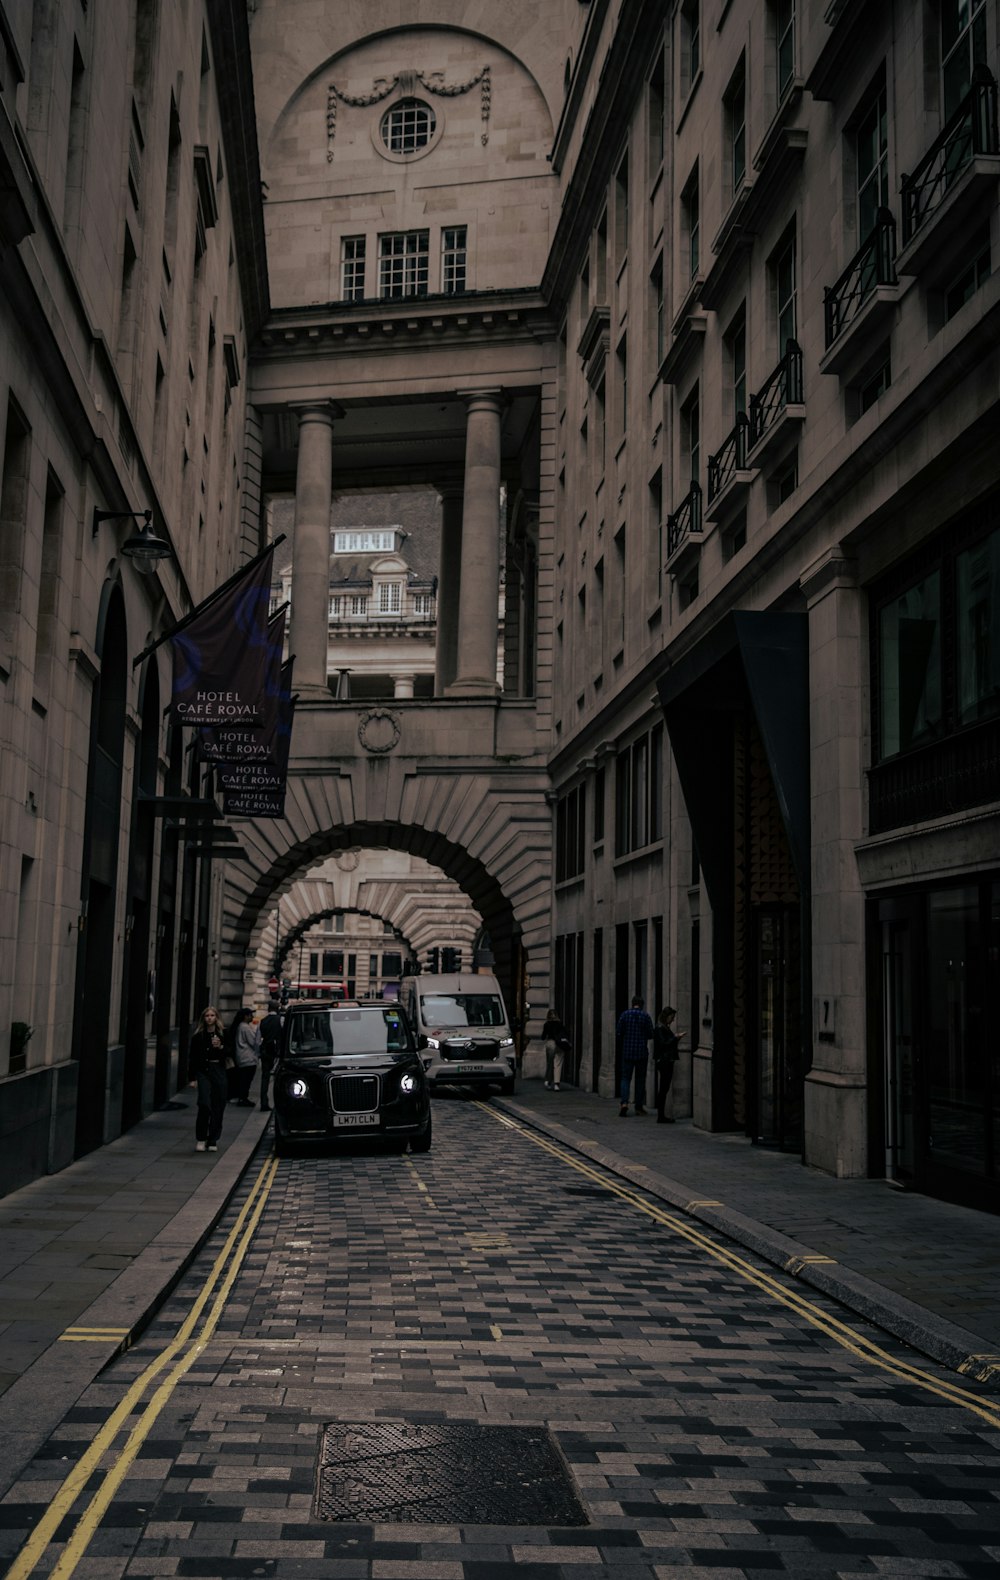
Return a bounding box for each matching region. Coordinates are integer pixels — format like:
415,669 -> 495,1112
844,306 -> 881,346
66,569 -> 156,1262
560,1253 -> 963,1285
1,1100 -> 998,1578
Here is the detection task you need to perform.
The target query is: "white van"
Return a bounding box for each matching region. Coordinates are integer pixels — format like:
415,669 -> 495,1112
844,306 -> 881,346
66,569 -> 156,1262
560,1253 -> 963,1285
399,972 -> 517,1095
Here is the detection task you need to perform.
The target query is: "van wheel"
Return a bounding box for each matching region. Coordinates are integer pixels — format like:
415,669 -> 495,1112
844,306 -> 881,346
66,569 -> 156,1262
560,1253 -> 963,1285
410,1113 -> 433,1153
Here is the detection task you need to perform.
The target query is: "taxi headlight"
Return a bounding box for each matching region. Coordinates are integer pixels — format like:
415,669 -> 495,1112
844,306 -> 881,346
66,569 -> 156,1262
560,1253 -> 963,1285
399,1072 -> 418,1095
286,1077 -> 309,1099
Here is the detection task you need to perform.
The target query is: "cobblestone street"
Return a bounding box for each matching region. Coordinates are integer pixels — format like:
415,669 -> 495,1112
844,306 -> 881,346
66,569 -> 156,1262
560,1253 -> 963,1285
2,1099 -> 999,1579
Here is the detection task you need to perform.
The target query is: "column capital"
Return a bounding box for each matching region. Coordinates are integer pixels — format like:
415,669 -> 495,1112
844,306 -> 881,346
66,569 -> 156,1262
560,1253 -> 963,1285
288,399 -> 345,426
455,388 -> 505,413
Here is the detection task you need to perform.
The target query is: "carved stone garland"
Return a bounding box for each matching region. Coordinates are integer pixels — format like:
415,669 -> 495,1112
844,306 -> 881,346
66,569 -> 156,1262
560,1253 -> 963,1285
326,65 -> 491,161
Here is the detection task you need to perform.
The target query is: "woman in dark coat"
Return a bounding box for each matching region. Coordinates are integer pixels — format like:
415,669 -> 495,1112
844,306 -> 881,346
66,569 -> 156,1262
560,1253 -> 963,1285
653,1005 -> 682,1123
190,1005 -> 229,1151
541,1007 -> 570,1090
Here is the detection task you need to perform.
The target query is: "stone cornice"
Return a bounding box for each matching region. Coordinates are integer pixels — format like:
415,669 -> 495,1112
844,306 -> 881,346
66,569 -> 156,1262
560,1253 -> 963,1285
257,288 -> 553,355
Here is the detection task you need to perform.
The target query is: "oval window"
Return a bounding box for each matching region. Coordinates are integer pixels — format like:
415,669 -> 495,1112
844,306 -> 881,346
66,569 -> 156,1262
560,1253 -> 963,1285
381,98 -> 437,156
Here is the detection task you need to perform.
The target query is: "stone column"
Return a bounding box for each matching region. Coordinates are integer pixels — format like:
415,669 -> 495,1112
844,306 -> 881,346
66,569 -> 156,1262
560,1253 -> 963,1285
447,391 -> 503,697
289,402 -> 341,695
434,485 -> 463,694
392,674 -> 415,698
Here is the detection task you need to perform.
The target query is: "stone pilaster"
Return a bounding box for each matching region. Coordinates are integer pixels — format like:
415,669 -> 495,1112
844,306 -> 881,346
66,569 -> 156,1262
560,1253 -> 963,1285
800,546 -> 867,1178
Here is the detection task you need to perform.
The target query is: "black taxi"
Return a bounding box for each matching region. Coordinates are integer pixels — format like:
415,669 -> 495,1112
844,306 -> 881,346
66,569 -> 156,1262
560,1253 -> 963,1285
272,999 -> 432,1155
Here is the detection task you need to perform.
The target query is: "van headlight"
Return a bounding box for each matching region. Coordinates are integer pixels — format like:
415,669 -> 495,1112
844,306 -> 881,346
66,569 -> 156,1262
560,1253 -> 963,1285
425,1037 -> 441,1051
500,1037 -> 514,1048
399,1072 -> 418,1094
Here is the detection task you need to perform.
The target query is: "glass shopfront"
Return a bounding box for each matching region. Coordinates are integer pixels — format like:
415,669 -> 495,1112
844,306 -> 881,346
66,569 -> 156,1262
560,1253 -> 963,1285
876,876 -> 1000,1210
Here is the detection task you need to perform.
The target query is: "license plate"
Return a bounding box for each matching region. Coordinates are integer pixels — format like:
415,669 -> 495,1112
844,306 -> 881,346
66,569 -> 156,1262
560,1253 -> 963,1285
454,1064 -> 490,1074
333,1113 -> 379,1128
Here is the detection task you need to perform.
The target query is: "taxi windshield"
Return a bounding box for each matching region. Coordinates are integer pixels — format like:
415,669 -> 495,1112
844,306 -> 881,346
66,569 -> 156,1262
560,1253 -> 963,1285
419,993 -> 505,1027
286,1007 -> 411,1058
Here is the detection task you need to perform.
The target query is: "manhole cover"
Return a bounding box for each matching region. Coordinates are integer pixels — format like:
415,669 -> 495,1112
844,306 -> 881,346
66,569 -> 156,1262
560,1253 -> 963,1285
315,1422 -> 588,1526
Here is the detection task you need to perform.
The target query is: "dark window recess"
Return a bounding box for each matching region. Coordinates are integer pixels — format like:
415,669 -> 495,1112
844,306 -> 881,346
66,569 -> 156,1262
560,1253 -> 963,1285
556,780 -> 587,881
869,507 -> 1000,831
944,223 -> 991,321
615,724 -> 664,857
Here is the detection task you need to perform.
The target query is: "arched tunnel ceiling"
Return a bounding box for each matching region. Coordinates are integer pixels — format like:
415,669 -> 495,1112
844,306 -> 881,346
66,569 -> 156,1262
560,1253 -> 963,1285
234,821 -> 516,953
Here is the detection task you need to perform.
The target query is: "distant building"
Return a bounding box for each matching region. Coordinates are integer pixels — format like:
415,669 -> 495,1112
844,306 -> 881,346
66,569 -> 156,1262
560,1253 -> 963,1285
270,493 -> 439,698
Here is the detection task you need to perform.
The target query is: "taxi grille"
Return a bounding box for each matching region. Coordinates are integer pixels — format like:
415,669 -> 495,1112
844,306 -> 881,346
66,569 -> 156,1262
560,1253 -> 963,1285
440,1038 -> 500,1062
331,1075 -> 379,1112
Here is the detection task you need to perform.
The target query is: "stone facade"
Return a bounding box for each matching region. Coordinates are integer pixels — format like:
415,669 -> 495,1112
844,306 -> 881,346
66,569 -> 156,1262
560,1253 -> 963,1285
0,0 -> 266,1190
3,0 -> 1000,1209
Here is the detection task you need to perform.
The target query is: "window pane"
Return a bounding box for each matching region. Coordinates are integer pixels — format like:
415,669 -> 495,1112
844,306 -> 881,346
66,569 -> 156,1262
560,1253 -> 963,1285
957,526 -> 1000,724
878,571 -> 942,756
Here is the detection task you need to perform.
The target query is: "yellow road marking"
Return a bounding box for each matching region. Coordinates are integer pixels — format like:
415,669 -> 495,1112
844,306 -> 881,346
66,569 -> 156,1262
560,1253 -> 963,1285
404,1158 -> 435,1208
58,1328 -> 131,1342
686,1199 -> 722,1208
474,1102 -> 1000,1430
6,1156 -> 278,1580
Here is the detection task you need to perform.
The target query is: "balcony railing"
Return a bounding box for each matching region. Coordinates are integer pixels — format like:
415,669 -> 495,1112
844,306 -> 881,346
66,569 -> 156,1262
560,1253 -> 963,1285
901,66 -> 999,245
748,339 -> 803,451
868,717 -> 1000,834
667,480 -> 703,558
824,208 -> 897,346
707,414 -> 750,504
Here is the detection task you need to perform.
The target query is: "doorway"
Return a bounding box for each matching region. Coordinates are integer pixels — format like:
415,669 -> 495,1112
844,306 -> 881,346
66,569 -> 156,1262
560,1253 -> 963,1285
751,904 -> 802,1148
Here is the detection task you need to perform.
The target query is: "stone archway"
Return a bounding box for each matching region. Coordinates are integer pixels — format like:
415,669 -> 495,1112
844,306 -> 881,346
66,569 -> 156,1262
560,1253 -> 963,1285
217,696 -> 553,1050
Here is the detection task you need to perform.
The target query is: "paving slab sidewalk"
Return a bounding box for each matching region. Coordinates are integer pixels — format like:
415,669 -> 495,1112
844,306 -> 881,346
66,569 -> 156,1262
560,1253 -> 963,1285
0,1092 -> 269,1499
496,1079 -> 1000,1385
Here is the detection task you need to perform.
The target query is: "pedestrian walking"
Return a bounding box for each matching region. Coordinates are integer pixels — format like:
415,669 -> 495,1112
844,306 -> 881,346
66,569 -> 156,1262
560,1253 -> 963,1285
190,1006 -> 229,1151
229,1007 -> 260,1106
653,1005 -> 682,1123
616,994 -> 654,1116
541,1007 -> 571,1090
258,998 -> 283,1111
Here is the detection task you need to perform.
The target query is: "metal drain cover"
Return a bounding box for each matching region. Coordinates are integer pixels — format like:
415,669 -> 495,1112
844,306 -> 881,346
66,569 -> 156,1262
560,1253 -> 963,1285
315,1421 -> 588,1526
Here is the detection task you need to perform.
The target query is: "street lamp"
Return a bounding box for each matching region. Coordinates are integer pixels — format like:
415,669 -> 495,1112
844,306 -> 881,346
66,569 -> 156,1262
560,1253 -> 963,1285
93,506 -> 173,573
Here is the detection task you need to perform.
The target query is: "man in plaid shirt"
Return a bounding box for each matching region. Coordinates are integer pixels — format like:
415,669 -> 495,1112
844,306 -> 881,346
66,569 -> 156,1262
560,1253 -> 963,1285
616,995 -> 655,1116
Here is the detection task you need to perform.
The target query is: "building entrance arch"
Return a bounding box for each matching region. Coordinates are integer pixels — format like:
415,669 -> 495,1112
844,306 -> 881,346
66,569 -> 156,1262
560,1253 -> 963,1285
216,700 -> 552,1057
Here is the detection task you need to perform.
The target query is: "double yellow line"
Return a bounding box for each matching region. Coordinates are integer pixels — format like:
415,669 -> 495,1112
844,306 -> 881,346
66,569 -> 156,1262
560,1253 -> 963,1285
476,1103 -> 1000,1431
6,1155 -> 278,1580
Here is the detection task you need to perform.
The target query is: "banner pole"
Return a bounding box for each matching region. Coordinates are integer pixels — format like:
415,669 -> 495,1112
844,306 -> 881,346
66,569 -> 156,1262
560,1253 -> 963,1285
131,535 -> 286,670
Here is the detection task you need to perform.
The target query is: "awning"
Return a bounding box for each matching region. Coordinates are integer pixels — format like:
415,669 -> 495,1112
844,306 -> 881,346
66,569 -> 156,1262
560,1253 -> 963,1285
657,611 -> 810,899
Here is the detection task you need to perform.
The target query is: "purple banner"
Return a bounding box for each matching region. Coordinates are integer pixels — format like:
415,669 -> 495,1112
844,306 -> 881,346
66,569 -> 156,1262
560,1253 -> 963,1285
197,633 -> 290,767
170,550 -> 275,726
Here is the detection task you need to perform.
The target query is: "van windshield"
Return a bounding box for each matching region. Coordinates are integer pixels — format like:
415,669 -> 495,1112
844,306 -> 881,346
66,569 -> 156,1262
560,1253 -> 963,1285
286,1007 -> 412,1057
420,993 -> 505,1028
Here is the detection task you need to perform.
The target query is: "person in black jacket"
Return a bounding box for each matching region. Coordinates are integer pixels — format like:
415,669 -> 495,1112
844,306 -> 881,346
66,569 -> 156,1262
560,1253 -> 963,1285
653,1005 -> 682,1123
258,999 -> 283,1111
541,1007 -> 570,1090
190,1005 -> 229,1152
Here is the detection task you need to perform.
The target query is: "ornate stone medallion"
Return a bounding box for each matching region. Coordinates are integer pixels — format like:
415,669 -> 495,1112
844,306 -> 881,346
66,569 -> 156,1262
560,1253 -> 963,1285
358,708 -> 401,754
